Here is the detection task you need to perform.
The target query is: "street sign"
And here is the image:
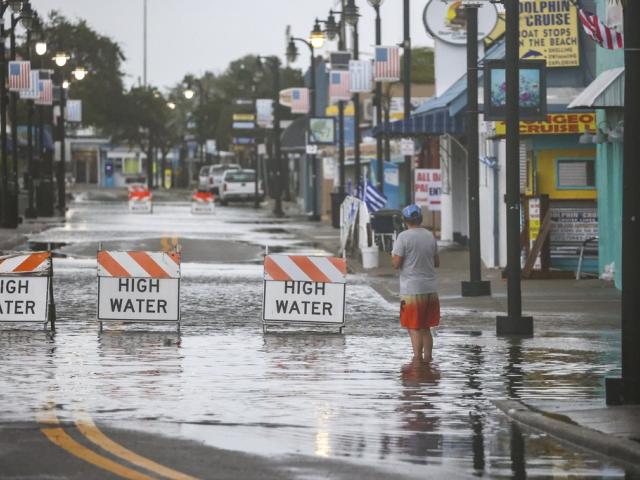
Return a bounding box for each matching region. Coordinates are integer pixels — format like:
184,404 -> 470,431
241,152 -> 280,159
233,113 -> 256,122
262,254 -> 347,333
232,121 -> 256,130
0,252 -> 52,328
97,250 -> 181,329
306,144 -> 318,155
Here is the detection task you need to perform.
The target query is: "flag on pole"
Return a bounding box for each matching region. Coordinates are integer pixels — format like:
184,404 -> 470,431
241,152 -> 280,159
356,180 -> 387,213
65,99 -> 82,122
349,60 -> 373,93
578,8 -> 623,50
35,79 -> 53,105
329,70 -> 351,103
19,70 -> 40,99
373,46 -> 401,82
8,61 -> 31,91
290,88 -> 310,114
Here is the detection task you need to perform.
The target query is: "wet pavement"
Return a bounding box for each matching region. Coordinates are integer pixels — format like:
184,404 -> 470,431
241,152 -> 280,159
0,199 -> 634,478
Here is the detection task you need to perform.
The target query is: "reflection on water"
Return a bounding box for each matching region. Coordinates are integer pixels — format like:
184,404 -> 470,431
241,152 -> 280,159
0,202 -> 629,478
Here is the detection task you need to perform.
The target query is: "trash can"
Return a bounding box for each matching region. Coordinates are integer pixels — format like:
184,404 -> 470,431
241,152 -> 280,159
330,191 -> 348,229
36,180 -> 55,217
361,246 -> 379,269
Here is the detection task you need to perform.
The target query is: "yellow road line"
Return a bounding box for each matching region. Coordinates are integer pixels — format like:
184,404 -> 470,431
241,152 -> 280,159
74,411 -> 198,480
41,427 -> 156,480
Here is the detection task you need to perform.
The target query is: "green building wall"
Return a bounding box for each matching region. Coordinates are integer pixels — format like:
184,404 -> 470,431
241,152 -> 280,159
595,0 -> 624,288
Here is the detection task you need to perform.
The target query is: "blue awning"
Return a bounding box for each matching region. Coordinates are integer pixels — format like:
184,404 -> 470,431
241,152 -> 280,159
374,109 -> 466,136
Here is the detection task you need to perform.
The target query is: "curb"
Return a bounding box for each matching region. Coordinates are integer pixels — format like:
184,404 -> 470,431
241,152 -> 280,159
494,400 -> 640,473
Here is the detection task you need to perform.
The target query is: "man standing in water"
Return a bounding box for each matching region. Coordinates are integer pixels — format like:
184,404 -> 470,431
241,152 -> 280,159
391,204 -> 440,361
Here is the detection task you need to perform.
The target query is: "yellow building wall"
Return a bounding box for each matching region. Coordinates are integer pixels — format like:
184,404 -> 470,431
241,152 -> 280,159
535,149 -> 597,200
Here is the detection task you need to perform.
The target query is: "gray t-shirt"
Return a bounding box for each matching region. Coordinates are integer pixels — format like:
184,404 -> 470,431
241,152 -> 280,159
392,227 -> 438,295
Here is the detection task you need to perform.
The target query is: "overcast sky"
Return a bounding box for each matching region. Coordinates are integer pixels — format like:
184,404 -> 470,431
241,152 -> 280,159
31,0 -> 434,90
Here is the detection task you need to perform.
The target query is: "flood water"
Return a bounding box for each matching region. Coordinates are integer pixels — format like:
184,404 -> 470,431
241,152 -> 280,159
0,201 -> 629,478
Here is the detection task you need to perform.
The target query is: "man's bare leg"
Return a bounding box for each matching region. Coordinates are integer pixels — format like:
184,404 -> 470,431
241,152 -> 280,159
422,328 -> 433,362
408,328 -> 424,360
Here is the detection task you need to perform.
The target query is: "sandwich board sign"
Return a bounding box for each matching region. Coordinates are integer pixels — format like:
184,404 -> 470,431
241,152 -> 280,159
128,184 -> 153,213
262,254 -> 347,333
0,252 -> 55,330
97,250 -> 181,331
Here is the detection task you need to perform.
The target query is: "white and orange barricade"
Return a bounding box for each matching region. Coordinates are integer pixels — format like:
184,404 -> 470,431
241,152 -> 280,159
262,254 -> 347,333
191,190 -> 215,214
97,250 -> 181,330
128,184 -> 153,213
0,251 -> 55,329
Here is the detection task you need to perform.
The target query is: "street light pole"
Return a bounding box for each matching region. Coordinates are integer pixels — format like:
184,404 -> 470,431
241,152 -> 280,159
0,23 -> 8,227
606,1 -> 640,405
461,4 -> 491,298
403,0 -> 412,205
25,27 -> 36,218
57,76 -> 66,215
496,0 -> 533,335
368,0 -> 384,193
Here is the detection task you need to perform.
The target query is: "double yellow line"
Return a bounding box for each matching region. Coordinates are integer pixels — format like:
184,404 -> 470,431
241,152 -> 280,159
37,407 -> 197,480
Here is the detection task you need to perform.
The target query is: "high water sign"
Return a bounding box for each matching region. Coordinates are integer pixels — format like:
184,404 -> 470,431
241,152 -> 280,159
0,252 -> 51,323
97,251 -> 181,324
262,255 -> 347,331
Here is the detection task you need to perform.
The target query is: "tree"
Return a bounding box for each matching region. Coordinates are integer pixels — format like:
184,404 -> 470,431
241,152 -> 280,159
401,47 -> 435,85
41,11 -> 127,135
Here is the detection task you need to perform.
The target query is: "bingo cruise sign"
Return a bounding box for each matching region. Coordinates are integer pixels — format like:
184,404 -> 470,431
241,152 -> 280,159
262,254 -> 347,333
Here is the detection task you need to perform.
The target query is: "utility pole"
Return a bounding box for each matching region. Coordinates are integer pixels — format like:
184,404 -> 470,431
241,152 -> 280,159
496,0 -> 533,335
606,1 -> 640,405
403,0 -> 411,205
372,1 -> 383,193
143,0 -> 148,86
461,4 -> 491,298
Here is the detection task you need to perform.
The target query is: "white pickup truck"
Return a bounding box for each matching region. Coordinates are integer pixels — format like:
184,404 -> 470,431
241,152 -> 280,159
218,169 -> 263,206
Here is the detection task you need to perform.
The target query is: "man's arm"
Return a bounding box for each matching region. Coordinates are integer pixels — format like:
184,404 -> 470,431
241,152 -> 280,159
392,255 -> 403,270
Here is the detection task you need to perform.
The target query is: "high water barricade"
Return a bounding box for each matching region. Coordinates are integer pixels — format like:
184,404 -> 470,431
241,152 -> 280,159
262,254 -> 347,333
191,190 -> 215,214
97,249 -> 181,331
128,184 -> 153,213
0,251 -> 55,330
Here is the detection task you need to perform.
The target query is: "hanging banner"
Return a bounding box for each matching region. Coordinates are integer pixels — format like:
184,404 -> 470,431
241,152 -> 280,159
65,100 -> 82,122
19,71 -> 40,99
519,0 -> 580,67
256,99 -> 274,128
349,60 -> 373,93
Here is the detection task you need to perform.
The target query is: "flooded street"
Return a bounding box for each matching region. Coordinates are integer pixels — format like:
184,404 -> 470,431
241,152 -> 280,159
0,200 -> 628,478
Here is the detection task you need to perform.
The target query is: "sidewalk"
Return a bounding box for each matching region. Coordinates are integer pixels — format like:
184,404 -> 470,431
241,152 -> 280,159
291,211 -> 639,472
0,217 -> 64,253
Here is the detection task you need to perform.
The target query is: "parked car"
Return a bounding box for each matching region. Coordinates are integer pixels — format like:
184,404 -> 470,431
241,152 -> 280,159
219,169 -> 263,206
199,164 -> 241,193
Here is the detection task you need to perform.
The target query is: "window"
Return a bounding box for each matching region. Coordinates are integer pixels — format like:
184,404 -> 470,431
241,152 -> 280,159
557,159 -> 595,189
123,157 -> 139,175
226,171 -> 255,182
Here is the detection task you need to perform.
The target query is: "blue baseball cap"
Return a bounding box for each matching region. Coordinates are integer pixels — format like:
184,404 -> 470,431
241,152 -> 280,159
402,204 -> 422,222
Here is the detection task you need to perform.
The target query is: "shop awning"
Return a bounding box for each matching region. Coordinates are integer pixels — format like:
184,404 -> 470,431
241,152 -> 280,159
567,67 -> 624,109
373,108 -> 465,136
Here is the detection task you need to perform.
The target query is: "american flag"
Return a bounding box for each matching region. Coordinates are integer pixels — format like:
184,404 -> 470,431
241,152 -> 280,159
8,61 -> 31,91
578,8 -> 623,50
373,46 -> 401,82
290,88 -> 310,114
349,60 -> 373,93
19,70 -> 40,99
35,79 -> 53,106
65,99 -> 82,122
329,70 -> 350,103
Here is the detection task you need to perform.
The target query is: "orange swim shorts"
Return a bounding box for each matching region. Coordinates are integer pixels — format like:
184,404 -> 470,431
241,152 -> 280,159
400,293 -> 440,329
